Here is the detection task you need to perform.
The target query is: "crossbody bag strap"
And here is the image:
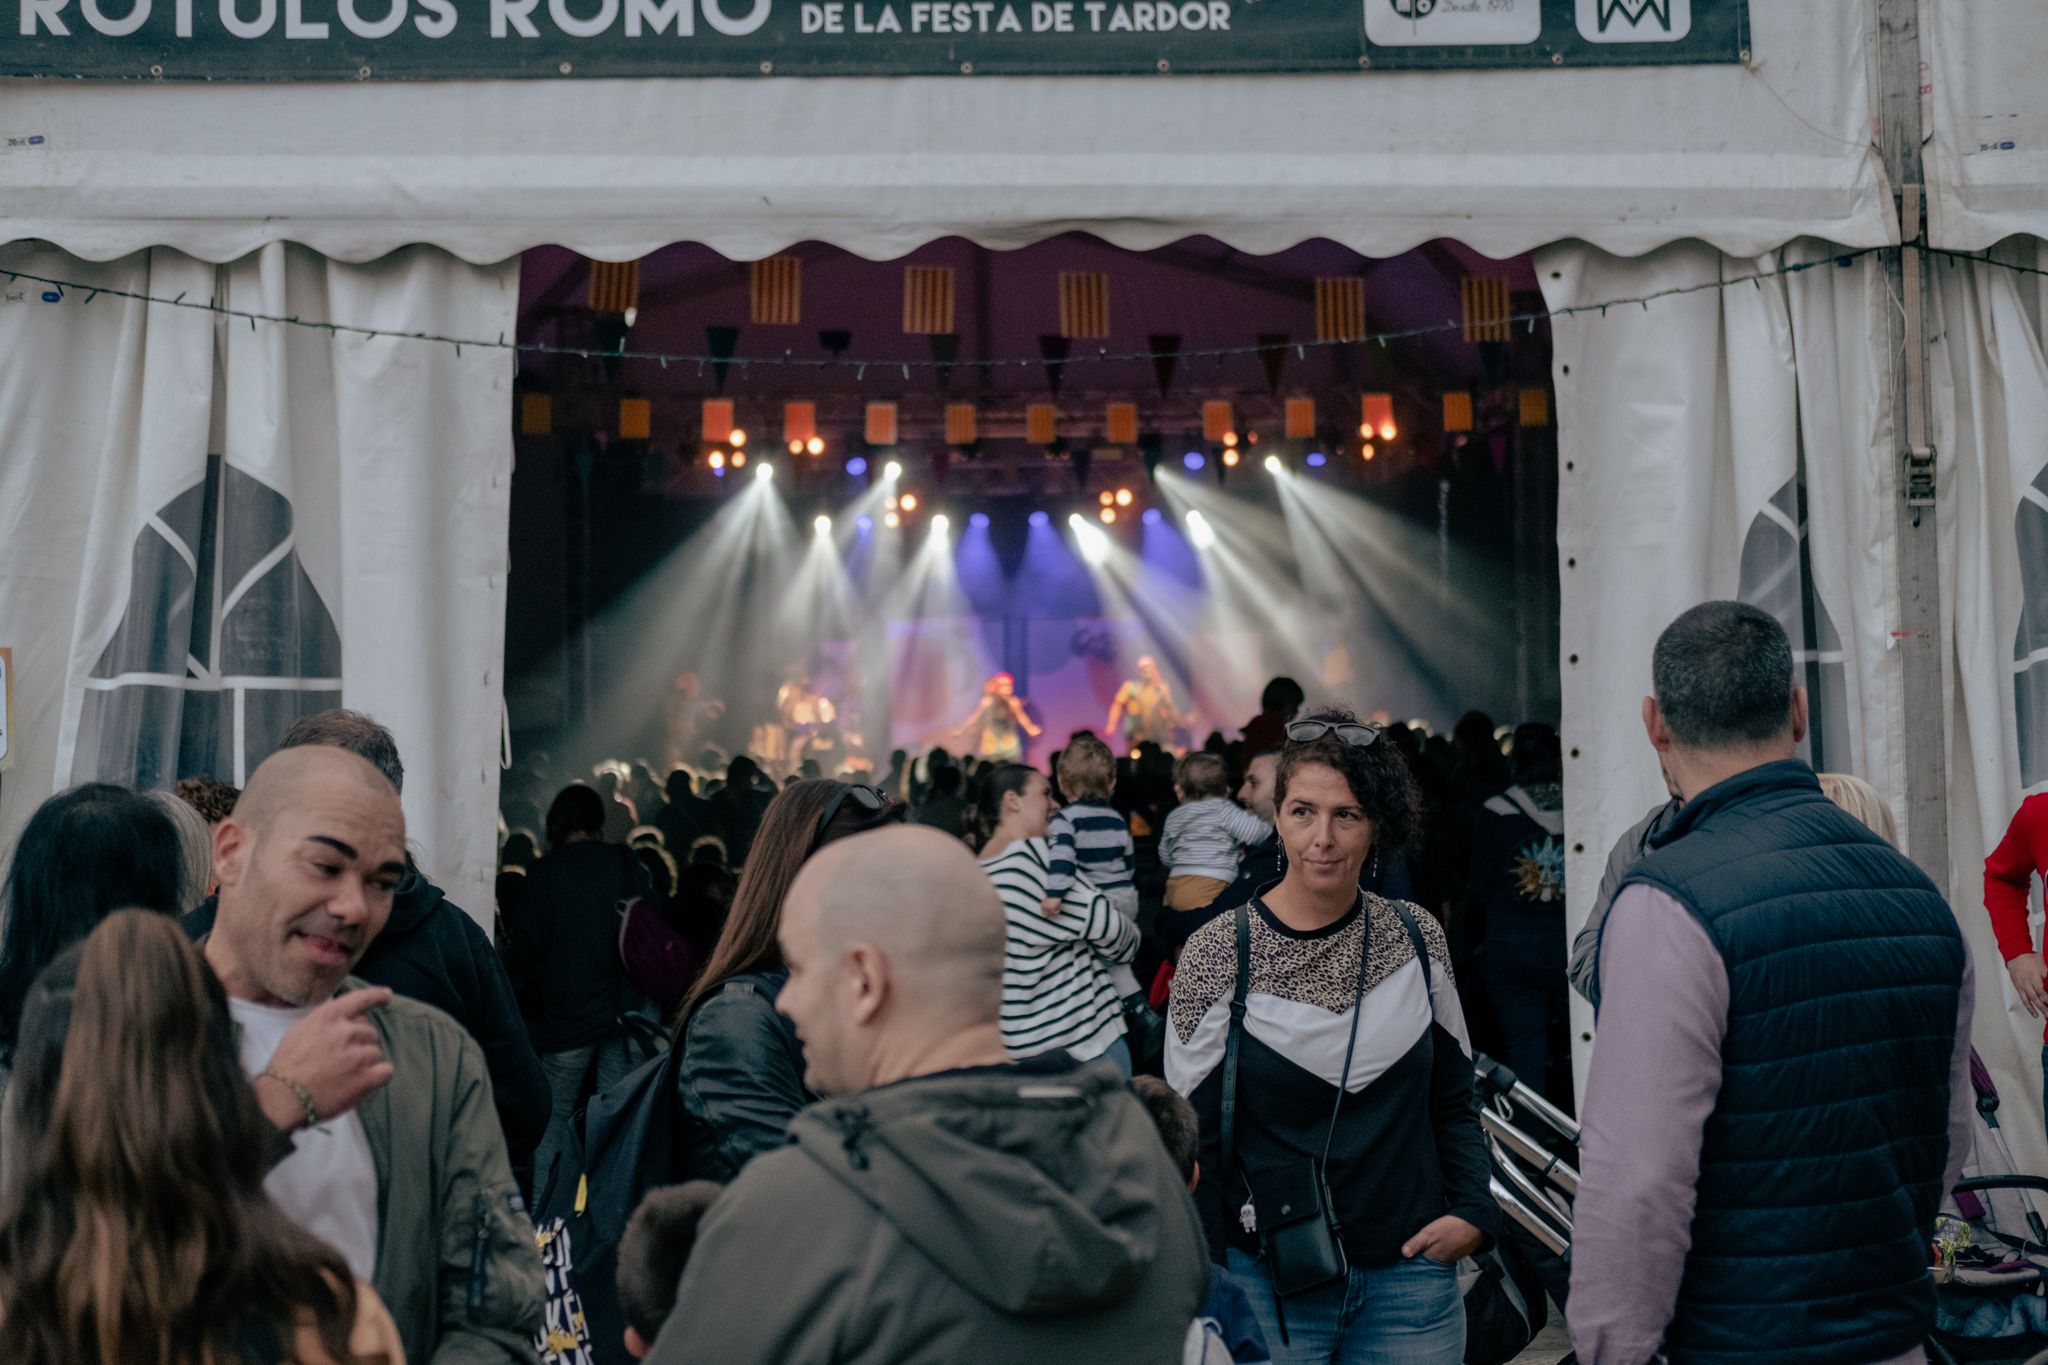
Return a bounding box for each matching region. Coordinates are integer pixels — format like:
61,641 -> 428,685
1391,898 -> 1433,998
1221,902 -> 1252,1195
1319,894 -> 1374,1173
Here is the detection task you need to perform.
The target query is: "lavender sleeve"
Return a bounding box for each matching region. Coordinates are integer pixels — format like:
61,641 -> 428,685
1568,884 -> 1728,1365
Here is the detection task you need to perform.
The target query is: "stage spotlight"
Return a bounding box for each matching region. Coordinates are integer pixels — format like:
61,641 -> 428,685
1186,509 -> 1216,549
1071,518 -> 1111,564
932,513 -> 950,533
1222,432 -> 1239,448
883,460 -> 903,481
755,462 -> 773,481
1099,507 -> 1117,524
712,465 -> 726,478
1184,451 -> 1206,471
1379,422 -> 1397,441
1142,507 -> 1162,525
900,492 -> 919,512
1361,443 -> 1376,461
708,451 -> 727,470
789,439 -> 806,455
969,512 -> 991,529
807,436 -> 826,456
814,514 -> 832,534
1222,448 -> 1240,468
884,510 -> 901,529
732,451 -> 748,468
1306,452 -> 1328,467
1029,510 -> 1050,528
730,429 -> 747,448
856,514 -> 875,533
1359,423 -> 1372,438
1115,488 -> 1133,506
846,456 -> 869,476
1099,491 -> 1115,507
1264,455 -> 1282,475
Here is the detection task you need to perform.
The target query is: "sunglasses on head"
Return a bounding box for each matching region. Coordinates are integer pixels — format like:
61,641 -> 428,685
811,782 -> 887,854
1284,719 -> 1382,749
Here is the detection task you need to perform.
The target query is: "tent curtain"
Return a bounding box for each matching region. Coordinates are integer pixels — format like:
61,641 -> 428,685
1546,233 -> 2048,1170
1931,241 -> 2048,1165
0,241 -> 517,924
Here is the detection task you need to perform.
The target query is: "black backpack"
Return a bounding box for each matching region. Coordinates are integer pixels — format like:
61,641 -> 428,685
532,1040 -> 685,1365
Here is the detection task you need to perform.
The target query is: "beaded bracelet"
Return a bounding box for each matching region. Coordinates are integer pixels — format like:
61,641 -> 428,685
259,1068 -> 320,1132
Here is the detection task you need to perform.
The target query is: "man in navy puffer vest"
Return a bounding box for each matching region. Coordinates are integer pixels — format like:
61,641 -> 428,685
1570,601 -> 1975,1365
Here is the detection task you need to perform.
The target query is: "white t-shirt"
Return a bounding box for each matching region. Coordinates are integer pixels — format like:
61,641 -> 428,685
230,997 -> 382,1280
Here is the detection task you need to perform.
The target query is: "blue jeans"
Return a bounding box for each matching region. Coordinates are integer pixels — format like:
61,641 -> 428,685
1226,1246 -> 1464,1365
534,1035 -> 642,1201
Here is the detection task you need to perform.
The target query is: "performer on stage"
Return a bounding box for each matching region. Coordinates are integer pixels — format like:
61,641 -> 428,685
1106,654 -> 1186,754
956,672 -> 1042,764
662,671 -> 726,773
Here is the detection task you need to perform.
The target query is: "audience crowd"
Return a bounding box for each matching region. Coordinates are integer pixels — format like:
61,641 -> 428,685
0,600 -> 2020,1365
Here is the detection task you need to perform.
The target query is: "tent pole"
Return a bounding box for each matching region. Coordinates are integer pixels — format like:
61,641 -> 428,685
1877,0 -> 1949,883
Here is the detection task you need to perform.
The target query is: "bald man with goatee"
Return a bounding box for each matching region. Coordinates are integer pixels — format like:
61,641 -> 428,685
650,825 -> 1208,1365
206,747 -> 543,1365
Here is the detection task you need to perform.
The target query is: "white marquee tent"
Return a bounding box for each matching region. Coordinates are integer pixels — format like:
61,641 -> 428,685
2,0 -> 2045,1152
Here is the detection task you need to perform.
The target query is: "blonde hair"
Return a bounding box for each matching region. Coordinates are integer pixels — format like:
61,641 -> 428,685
1818,772 -> 1899,846
1056,735 -> 1116,801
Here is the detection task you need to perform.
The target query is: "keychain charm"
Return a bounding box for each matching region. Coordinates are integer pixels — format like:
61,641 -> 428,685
1239,1199 -> 1257,1234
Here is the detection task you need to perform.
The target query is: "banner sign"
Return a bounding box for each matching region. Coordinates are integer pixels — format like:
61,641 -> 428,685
3,0 -> 1745,79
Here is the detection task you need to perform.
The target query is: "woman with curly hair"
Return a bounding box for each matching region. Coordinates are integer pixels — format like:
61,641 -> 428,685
1165,709 -> 1498,1365
0,909 -> 403,1364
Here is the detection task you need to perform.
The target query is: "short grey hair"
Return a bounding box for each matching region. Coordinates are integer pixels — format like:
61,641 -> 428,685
1652,601 -> 1796,749
143,789 -> 214,913
279,709 -> 404,794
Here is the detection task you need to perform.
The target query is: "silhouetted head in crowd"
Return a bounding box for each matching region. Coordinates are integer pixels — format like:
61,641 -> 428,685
616,1180 -> 725,1358
545,784 -> 607,851
666,769 -> 695,803
1509,723 -> 1564,790
679,779 -> 904,1021
0,911 -> 363,1365
174,775 -> 241,825
500,830 -> 539,871
1259,676 -> 1307,721
143,788 -> 215,913
0,783 -> 185,1064
279,707 -> 405,794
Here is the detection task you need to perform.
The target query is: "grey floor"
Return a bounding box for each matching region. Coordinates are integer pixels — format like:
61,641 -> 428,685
1511,1305 -> 1574,1364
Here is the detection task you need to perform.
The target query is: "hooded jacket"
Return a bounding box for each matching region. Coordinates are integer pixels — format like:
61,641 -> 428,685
186,872 -> 551,1162
651,1055 -> 1209,1365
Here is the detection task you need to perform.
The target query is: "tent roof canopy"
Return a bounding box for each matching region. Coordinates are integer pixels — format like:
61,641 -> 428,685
1,2 -> 1894,265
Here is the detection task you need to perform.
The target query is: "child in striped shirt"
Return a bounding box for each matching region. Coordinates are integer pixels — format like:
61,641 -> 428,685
1047,735 -> 1143,997
1161,752 -> 1273,912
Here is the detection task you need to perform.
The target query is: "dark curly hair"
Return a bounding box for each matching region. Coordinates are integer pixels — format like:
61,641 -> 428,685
1274,707 -> 1421,858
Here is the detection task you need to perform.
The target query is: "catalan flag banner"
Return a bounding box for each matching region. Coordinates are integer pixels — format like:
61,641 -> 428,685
751,257 -> 801,326
1058,273 -> 1110,341
588,260 -> 639,316
1315,278 -> 1366,343
1461,276 -> 1513,343
904,266 -> 956,335
945,404 -> 978,446
1105,401 -> 1139,446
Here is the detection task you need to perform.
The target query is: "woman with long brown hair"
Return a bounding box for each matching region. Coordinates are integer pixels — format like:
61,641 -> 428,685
0,909 -> 404,1365
673,777 -> 902,1181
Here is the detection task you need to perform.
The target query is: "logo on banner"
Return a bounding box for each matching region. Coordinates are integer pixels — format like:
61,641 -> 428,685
1575,0 -> 1690,42
1365,0 -> 1537,47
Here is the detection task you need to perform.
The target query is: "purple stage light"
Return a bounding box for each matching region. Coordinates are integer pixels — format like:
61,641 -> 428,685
970,512 -> 991,529
1183,451 -> 1205,471
1028,510 -> 1050,528
846,456 -> 869,476
1306,452 -> 1327,467
856,514 -> 875,534
1143,508 -> 1162,525
712,466 -> 726,477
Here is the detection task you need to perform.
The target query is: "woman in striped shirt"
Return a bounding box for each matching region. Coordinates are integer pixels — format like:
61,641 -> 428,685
976,763 -> 1139,1075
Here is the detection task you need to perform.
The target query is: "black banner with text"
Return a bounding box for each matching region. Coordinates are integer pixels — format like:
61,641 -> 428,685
3,0 -> 1746,79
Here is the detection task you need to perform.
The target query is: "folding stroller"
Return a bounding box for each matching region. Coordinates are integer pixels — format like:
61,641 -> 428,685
1929,1051 -> 2048,1365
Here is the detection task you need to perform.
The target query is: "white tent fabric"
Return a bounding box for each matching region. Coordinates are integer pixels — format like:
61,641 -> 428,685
0,0 -> 1890,265
1541,236 -> 2048,1172
1924,0 -> 2048,250
0,242 -> 517,923
1931,242 -> 2048,1159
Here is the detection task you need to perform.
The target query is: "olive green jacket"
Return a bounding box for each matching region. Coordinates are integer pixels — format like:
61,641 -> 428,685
345,979 -> 546,1365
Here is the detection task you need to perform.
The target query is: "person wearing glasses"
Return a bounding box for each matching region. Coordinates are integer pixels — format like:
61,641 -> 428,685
673,778 -> 903,1181
1165,709 -> 1496,1365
